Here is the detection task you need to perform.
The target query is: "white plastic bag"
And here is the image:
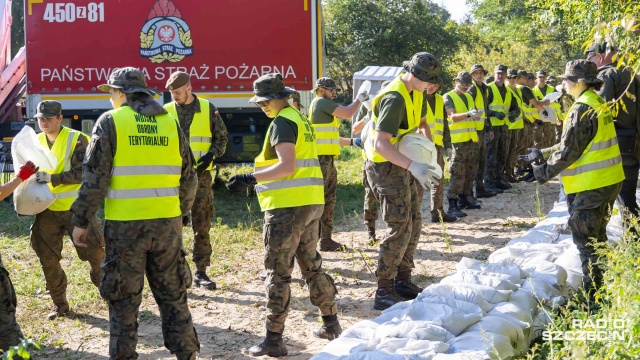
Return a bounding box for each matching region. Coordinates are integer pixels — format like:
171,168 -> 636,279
398,302 -> 482,336
447,332 -> 515,360
464,316 -> 526,354
419,284 -> 494,313
456,258 -> 526,279
11,126 -> 57,215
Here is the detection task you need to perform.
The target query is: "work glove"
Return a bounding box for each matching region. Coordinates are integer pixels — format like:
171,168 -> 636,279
507,109 -> 520,121
351,137 -> 363,148
519,168 -> 536,183
467,109 -> 481,119
227,173 -> 257,193
408,161 -> 440,189
518,148 -> 543,163
542,110 -> 549,118
182,214 -> 191,227
35,172 -> 51,184
357,91 -> 369,103
488,110 -> 505,120
444,147 -> 452,159
534,119 -> 544,126
17,161 -> 39,181
196,153 -> 214,173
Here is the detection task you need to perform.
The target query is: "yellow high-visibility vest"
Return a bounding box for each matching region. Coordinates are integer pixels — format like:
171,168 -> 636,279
364,75 -> 423,162
426,94 -> 445,147
532,84 -> 562,122
488,82 -> 512,127
254,107 -> 324,211
309,98 -> 340,156
517,85 -> 536,123
37,127 -> 86,211
561,90 -> 625,194
506,87 -> 524,130
472,82 -> 487,131
445,91 -> 479,143
165,98 -> 213,170
105,106 -> 182,221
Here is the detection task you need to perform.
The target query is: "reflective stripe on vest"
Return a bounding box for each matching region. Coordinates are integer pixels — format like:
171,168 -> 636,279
426,94 -> 445,146
105,106 -> 182,220
472,82 -> 487,131
309,98 -> 341,156
364,75 -> 424,162
37,127 -> 86,211
517,85 -> 536,123
560,90 -> 625,194
445,91 -> 479,143
488,82 -> 512,127
506,87 -> 524,130
164,98 -> 213,170
532,85 -> 561,122
254,107 -> 324,211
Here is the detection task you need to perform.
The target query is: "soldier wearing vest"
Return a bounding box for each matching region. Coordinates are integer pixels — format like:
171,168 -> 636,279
0,161 -> 38,350
291,90 -> 305,113
515,69 -> 545,178
586,41 -> 640,234
468,64 -> 500,198
520,60 -> 624,295
443,72 -> 482,217
29,101 -> 106,321
533,70 -> 561,148
485,65 -> 520,190
70,68 -> 200,359
363,52 -> 441,310
309,77 -> 369,251
226,74 -> 341,357
505,70 -> 526,181
164,71 -> 228,291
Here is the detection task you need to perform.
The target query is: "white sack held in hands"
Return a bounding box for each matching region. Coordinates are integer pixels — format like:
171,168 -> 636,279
11,126 -> 57,215
357,80 -> 373,111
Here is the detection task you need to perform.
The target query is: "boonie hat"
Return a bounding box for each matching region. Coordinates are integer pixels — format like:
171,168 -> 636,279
35,101 -> 62,118
291,90 -> 304,108
166,71 -> 190,90
402,52 -> 442,84
454,71 -> 473,85
250,73 -> 295,103
98,67 -> 159,96
470,64 -> 488,76
558,60 -> 603,85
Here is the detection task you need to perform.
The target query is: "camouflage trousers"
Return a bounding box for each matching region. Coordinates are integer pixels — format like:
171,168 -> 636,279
30,209 -> 104,303
566,182 -> 621,292
362,163 -> 378,230
0,254 -> 23,352
191,170 -> 214,271
517,122 -> 535,172
100,218 -> 199,359
365,160 -> 421,281
475,130 -> 488,192
485,125 -> 508,186
448,140 -> 479,199
533,122 -> 545,150
262,204 -> 338,334
543,122 -> 556,148
319,155 -> 337,241
506,128 -> 523,176
431,145 -> 445,211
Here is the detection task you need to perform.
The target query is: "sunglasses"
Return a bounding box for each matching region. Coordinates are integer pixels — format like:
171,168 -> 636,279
257,100 -> 271,107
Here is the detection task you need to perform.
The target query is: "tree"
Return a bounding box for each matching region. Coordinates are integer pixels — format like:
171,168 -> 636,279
11,0 -> 24,58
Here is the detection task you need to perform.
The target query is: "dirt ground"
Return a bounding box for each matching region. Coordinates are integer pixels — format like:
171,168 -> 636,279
36,180 -> 560,360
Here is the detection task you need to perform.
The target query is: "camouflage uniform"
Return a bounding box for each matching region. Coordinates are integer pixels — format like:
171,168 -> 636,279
506,127 -> 521,177
468,78 -> 493,195
448,141 -> 479,199
30,123 -> 105,306
0,254 -> 23,351
172,94 -> 228,271
485,81 -> 518,186
71,69 -> 199,359
363,167 -> 378,231
318,155 -> 338,240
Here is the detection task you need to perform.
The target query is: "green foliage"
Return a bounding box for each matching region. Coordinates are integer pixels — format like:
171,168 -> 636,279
2,338 -> 42,360
11,0 -> 24,58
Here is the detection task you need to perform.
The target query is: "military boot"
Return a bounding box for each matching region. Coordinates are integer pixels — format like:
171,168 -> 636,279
430,209 -> 457,223
395,271 -> 423,300
475,187 -> 497,198
447,198 -> 467,218
193,271 -> 216,290
499,180 -> 513,189
494,181 -> 511,190
319,238 -> 346,252
373,279 -> 406,310
249,331 -> 288,357
458,196 -> 481,210
313,314 -> 342,340
47,296 -> 70,320
463,194 -> 480,205
485,185 -> 503,194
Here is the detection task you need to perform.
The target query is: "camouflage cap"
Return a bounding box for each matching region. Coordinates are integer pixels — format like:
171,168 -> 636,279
494,64 -> 508,73
536,70 -> 547,77
526,72 -> 535,79
402,52 -> 442,84
165,71 -> 190,90
98,67 -> 159,96
558,60 -> 603,85
470,64 -> 488,75
35,100 -> 62,118
291,90 -> 304,108
585,42 -> 613,59
313,77 -> 339,91
517,69 -> 528,77
506,69 -> 519,78
249,73 -> 294,103
546,76 -> 558,86
454,71 -> 473,85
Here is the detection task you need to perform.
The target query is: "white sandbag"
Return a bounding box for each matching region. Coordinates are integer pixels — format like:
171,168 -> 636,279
419,284 -> 494,313
11,126 -> 58,215
442,270 -> 520,291
446,283 -> 512,304
375,320 -> 454,342
340,320 -> 379,340
565,269 -> 584,290
447,332 -> 515,360
464,316 -> 526,355
433,352 -> 491,360
485,309 -> 530,332
528,308 -> 553,344
457,258 -> 526,279
508,289 -> 538,317
522,261 -> 568,289
458,268 -> 524,286
398,133 -> 442,180
356,337 -> 449,357
489,243 -> 567,266
520,278 -> 565,308
418,294 -> 485,317
398,302 -> 482,336
488,302 -> 533,325
310,337 -> 369,359
554,245 -> 582,274
506,230 -> 554,246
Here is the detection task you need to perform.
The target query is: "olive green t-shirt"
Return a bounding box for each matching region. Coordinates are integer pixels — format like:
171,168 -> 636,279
520,86 -> 535,104
263,113 -> 298,160
310,97 -> 339,124
374,91 -> 428,135
443,92 -> 471,112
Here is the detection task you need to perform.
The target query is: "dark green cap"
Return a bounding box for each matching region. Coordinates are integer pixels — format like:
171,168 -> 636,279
35,101 -> 62,118
494,64 -> 508,73
454,71 -> 473,85
166,71 -> 190,90
98,67 -> 158,96
313,77 -> 339,91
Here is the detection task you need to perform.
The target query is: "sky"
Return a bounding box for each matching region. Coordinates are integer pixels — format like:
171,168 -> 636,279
439,0 -> 470,23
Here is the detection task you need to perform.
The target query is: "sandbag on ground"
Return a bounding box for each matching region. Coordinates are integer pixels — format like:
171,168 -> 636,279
418,284 -> 495,313
457,257 -> 527,279
463,315 -> 527,354
441,270 -> 521,291
522,261 -> 568,289
447,332 -> 515,360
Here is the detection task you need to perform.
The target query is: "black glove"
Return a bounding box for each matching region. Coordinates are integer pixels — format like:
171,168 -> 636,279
182,214 -> 191,227
519,168 -> 536,183
488,110 -> 505,120
196,153 -> 214,173
535,119 -> 544,126
542,110 -> 549,118
227,173 -> 257,192
518,148 -> 543,163
508,109 -> 520,121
